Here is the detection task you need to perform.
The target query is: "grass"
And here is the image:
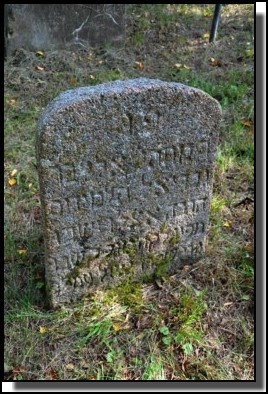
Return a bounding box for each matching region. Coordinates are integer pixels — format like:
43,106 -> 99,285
4,4 -> 254,381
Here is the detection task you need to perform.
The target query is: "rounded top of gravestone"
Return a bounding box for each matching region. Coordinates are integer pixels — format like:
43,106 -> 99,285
37,78 -> 222,132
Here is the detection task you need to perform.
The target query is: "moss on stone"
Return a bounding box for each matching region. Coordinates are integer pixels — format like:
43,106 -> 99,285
64,235 -> 175,289
169,231 -> 180,245
64,256 -> 95,284
104,279 -> 143,309
123,243 -> 136,258
160,222 -> 167,233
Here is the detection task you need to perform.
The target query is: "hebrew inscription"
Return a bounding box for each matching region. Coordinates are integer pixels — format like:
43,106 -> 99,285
36,78 -> 221,306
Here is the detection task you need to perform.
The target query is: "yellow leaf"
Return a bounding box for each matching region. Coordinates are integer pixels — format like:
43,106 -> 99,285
65,363 -> 74,371
209,57 -> 222,67
203,10 -> 212,17
8,178 -> 16,186
223,221 -> 231,228
68,76 -> 77,85
9,98 -> 17,106
174,63 -> 182,68
36,50 -> 44,57
135,61 -> 144,70
18,249 -> 27,255
10,169 -> 18,177
183,64 -> 191,70
28,183 -> 33,189
39,326 -> 48,334
244,49 -> 254,58
241,119 -> 253,127
89,74 -> 95,80
36,65 -> 44,71
113,323 -> 122,332
202,33 -> 210,39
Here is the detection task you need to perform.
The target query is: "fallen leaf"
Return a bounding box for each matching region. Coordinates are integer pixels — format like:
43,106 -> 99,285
244,242 -> 254,254
89,74 -> 95,80
113,322 -> 122,332
233,364 -> 241,373
8,178 -> 16,186
241,119 -> 253,127
12,366 -> 26,379
9,98 -> 17,106
35,65 -> 44,71
135,61 -> 144,70
36,50 -> 44,57
174,63 -> 182,68
223,221 -> 232,228
18,249 -> 27,255
244,49 -> 254,58
10,169 -> 18,176
45,368 -> 59,380
248,128 -> 254,136
209,57 -> 222,67
183,64 -> 191,69
39,326 -> 48,334
28,183 -> 33,189
202,33 -> 210,39
223,302 -> 233,307
65,363 -> 74,371
204,10 -> 212,17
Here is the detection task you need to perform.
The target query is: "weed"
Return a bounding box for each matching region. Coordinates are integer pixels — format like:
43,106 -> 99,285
142,353 -> 166,380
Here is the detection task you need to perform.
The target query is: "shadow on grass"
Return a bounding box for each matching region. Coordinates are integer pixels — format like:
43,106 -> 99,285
4,223 -> 48,314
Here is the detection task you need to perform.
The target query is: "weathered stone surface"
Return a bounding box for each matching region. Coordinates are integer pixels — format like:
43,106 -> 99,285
36,78 -> 221,307
5,4 -> 125,56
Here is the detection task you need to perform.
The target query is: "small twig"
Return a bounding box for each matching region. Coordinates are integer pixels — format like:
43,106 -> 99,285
72,15 -> 90,40
104,12 -> 119,25
218,326 -> 236,336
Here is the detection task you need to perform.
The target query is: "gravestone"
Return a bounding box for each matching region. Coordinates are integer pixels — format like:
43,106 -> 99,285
5,4 -> 125,56
36,78 -> 221,307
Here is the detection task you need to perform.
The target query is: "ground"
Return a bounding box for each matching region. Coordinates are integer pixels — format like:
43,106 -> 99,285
4,4 -> 254,381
